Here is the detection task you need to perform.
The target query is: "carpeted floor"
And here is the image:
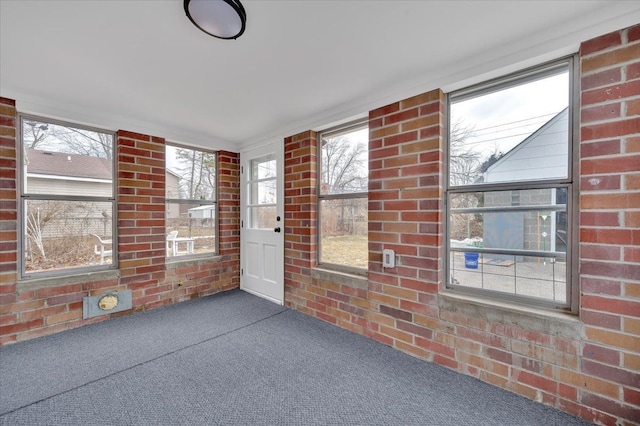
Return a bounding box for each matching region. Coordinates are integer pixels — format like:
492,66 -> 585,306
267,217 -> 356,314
0,289 -> 592,425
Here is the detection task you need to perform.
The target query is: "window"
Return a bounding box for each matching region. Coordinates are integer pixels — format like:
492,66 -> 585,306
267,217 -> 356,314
445,58 -> 576,310
20,115 -> 115,276
246,154 -> 276,229
318,121 -> 368,272
165,144 -> 217,257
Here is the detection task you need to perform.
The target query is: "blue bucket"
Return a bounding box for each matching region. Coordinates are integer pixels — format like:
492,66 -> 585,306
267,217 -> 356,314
464,252 -> 479,269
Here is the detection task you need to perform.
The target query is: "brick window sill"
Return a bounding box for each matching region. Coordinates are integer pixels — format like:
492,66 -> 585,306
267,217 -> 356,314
18,269 -> 120,292
166,254 -> 223,269
439,291 -> 581,338
311,267 -> 368,290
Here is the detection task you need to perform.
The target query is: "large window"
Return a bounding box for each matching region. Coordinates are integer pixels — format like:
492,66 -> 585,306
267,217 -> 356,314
446,58 -> 576,311
318,121 -> 368,272
165,144 -> 217,257
20,115 -> 115,276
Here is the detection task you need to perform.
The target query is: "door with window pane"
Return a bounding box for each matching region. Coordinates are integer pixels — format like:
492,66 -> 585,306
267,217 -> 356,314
240,143 -> 283,304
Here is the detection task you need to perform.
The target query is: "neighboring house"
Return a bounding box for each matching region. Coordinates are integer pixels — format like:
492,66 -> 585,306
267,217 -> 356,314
482,109 -> 568,259
25,149 -> 113,238
188,205 -> 215,222
26,148 -> 112,196
26,149 -> 181,238
165,168 -> 181,223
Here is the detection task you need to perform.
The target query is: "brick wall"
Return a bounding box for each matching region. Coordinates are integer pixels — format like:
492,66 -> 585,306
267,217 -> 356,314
283,25 -> 639,425
217,150 -> 241,290
283,131 -> 319,316
0,99 -> 19,345
0,102 -> 240,344
578,24 -> 640,423
117,131 -> 169,310
366,90 -> 446,360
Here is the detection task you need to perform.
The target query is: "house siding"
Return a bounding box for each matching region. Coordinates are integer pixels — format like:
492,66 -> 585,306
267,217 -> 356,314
27,177 -> 111,197
484,109 -> 569,183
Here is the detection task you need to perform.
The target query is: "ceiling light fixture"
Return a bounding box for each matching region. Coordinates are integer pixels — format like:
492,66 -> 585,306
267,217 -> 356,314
184,0 -> 246,40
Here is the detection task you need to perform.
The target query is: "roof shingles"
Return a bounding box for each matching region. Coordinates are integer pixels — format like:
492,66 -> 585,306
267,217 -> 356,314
26,149 -> 112,180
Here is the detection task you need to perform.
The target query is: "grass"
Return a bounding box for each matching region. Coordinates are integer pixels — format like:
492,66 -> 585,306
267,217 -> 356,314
27,232 -> 366,272
321,234 -> 368,268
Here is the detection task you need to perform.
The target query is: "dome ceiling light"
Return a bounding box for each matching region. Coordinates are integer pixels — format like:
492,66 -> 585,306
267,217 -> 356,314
184,0 -> 246,40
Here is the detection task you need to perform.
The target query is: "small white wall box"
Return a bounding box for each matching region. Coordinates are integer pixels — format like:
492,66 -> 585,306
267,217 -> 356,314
382,249 -> 395,268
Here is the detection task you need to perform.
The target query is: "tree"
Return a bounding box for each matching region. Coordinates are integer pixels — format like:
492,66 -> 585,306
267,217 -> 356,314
26,204 -> 55,261
23,120 -> 50,150
174,148 -> 216,200
22,120 -> 113,160
448,120 -> 484,240
449,120 -> 482,186
321,135 -> 367,193
479,151 -> 503,173
320,134 -> 368,236
48,126 -> 113,160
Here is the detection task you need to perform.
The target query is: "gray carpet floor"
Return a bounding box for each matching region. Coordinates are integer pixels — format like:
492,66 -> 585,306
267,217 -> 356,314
0,289 -> 592,425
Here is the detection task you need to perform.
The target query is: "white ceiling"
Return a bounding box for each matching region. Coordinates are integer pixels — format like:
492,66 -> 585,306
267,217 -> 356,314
2,1 -> 639,152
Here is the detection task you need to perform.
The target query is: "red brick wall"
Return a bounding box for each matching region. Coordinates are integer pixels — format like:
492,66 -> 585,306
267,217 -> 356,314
578,24 -> 640,423
117,131 -> 169,309
0,103 -> 240,344
283,131 -> 319,315
0,99 -> 19,345
366,90 -> 446,359
217,150 -> 241,289
282,24 -> 640,425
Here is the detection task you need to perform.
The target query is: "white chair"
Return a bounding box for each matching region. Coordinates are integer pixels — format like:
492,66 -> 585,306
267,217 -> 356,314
91,234 -> 113,265
166,230 -> 178,256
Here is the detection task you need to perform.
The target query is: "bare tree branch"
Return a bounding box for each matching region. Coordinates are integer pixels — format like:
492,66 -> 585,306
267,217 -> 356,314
321,136 -> 367,193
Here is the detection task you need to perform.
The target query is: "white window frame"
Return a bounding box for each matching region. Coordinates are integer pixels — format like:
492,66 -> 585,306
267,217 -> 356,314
18,113 -> 116,278
444,56 -> 579,312
317,120 -> 369,275
165,142 -> 218,258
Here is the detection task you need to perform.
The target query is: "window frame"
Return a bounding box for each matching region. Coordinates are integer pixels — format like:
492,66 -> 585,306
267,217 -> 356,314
18,113 -> 117,278
165,142 -> 219,258
444,56 -> 579,313
317,119 -> 369,275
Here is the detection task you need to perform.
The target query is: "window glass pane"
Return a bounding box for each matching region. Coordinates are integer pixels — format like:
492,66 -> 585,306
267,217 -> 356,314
24,199 -> 114,272
250,181 -> 276,205
248,206 -> 276,229
449,69 -> 569,186
166,145 -> 216,200
449,187 -> 568,304
321,127 -> 368,195
165,144 -> 217,257
319,198 -> 368,268
449,251 -> 566,303
23,119 -> 113,196
449,188 -> 567,255
251,155 -> 276,180
248,155 -> 277,213
166,202 -> 216,256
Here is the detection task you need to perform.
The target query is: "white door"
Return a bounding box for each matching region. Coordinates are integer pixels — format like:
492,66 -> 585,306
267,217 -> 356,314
240,142 -> 284,304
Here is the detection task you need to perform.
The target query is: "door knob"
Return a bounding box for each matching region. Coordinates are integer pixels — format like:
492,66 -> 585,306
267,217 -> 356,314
274,227 -> 281,233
